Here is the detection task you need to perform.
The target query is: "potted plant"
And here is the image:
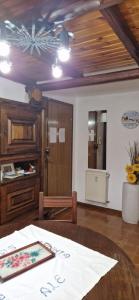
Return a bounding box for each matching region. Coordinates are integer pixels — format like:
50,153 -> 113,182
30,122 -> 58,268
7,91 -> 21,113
122,142 -> 139,224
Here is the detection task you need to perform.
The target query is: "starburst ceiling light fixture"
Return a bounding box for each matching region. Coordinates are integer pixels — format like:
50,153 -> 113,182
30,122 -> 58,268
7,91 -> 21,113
0,19 -> 73,77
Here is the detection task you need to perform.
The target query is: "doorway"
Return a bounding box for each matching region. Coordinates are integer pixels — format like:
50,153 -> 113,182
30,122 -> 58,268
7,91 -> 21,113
42,99 -> 73,196
88,110 -> 107,170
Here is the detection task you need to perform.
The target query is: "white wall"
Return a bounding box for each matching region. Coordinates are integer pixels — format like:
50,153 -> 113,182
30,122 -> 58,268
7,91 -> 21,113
44,80 -> 139,211
43,91 -> 75,105
75,91 -> 139,211
0,77 -> 27,102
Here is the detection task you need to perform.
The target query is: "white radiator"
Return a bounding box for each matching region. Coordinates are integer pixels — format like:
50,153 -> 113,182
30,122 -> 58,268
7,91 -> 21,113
85,169 -> 109,203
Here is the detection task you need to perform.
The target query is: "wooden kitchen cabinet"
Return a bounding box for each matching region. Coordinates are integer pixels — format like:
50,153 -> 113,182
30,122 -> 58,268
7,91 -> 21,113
0,100 -> 41,155
0,98 -> 41,224
0,176 -> 40,224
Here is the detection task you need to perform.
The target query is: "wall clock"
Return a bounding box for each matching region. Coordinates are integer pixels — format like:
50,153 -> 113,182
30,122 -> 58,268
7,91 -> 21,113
121,111 -> 139,129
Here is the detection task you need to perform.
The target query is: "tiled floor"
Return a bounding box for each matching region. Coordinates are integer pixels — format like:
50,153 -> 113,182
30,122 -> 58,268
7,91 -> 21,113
76,204 -> 139,288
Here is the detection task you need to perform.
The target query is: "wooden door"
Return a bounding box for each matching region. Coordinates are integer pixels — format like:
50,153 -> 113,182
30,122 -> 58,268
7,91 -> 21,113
42,99 -> 73,196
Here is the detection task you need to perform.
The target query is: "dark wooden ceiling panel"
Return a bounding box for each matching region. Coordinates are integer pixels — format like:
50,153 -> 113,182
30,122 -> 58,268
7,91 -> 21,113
0,0 -> 138,86
119,0 -> 139,43
66,10 -> 135,74
9,48 -> 52,82
0,0 -> 40,19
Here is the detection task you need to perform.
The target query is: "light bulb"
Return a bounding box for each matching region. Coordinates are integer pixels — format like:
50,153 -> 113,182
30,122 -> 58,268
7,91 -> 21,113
57,47 -> 70,62
0,41 -> 10,57
0,60 -> 12,74
52,64 -> 63,78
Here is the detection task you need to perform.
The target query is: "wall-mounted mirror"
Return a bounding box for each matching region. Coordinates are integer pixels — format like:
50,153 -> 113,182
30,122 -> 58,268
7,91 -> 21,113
88,110 -> 107,170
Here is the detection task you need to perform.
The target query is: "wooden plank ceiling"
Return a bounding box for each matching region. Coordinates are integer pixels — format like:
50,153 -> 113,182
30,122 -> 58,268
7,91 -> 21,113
120,0 -> 139,43
0,0 -> 139,89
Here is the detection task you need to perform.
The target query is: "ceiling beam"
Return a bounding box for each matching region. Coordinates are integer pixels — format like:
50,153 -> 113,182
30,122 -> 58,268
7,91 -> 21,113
44,0 -> 123,22
16,0 -> 123,23
37,68 -> 139,91
101,5 -> 139,65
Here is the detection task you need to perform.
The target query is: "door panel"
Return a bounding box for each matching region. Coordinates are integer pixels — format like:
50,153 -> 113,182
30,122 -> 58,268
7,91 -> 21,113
0,104 -> 40,154
43,100 -> 73,196
0,177 -> 40,224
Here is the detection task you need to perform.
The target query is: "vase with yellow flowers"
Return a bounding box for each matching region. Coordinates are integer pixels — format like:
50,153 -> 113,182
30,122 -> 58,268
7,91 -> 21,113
122,142 -> 139,224
125,141 -> 139,184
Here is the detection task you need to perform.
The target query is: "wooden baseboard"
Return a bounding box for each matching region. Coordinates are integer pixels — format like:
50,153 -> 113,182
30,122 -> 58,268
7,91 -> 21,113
77,201 -> 122,217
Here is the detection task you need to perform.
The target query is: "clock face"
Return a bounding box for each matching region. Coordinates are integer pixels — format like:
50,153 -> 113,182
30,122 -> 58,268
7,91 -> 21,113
121,111 -> 139,129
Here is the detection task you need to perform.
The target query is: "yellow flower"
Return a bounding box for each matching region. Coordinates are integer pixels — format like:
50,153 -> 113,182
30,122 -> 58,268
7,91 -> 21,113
127,173 -> 137,184
135,156 -> 139,162
133,164 -> 139,172
125,164 -> 134,174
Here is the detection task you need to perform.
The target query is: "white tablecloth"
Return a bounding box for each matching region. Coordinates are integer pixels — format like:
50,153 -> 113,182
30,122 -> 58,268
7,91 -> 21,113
0,225 -> 117,300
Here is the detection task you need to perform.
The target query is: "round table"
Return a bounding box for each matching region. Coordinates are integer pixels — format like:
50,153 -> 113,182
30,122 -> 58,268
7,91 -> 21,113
0,221 -> 138,300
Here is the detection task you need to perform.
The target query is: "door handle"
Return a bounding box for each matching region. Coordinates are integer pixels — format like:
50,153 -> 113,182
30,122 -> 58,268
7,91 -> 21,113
45,147 -> 50,154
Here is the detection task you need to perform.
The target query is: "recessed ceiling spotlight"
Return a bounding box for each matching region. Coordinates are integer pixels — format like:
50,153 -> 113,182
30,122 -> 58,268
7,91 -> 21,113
0,41 -> 10,57
52,64 -> 63,78
57,47 -> 71,62
0,60 -> 12,74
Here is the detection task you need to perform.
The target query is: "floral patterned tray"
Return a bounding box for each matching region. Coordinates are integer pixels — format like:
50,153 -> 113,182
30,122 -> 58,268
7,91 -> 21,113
0,241 -> 55,282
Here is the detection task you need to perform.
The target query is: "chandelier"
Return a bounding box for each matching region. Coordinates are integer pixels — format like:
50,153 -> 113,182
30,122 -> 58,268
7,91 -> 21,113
0,19 -> 73,78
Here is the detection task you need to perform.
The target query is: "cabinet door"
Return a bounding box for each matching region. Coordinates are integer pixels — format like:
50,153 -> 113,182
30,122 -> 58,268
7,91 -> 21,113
0,104 -> 40,154
0,177 -> 40,224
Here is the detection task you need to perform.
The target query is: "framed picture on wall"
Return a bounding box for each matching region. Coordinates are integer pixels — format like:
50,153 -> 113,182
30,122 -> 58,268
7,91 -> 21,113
121,111 -> 139,129
1,163 -> 15,179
